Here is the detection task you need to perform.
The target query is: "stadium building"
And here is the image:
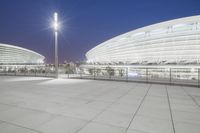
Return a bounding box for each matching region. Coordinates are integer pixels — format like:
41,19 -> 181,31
84,15 -> 200,84
0,43 -> 45,71
86,15 -> 200,65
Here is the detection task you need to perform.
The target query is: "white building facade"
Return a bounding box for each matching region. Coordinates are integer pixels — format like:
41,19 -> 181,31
86,15 -> 200,65
0,43 -> 44,66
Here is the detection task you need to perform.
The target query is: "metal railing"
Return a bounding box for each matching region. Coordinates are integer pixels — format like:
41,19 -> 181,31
0,66 -> 56,77
0,65 -> 200,87
70,66 -> 200,87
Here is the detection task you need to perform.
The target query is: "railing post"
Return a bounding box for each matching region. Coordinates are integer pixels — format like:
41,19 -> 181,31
109,69 -> 111,80
44,66 -> 46,77
126,67 -> 128,82
15,66 -> 17,76
198,68 -> 200,88
5,68 -> 7,76
24,67 -> 26,76
35,67 -> 36,77
80,68 -> 82,79
94,67 -> 96,80
170,68 -> 172,85
146,68 -> 148,83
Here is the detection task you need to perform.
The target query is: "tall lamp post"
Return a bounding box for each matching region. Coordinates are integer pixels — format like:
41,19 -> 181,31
54,12 -> 59,78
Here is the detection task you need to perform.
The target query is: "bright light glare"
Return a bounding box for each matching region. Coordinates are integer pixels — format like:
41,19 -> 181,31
53,12 -> 59,31
128,72 -> 139,77
54,12 -> 58,22
54,22 -> 58,31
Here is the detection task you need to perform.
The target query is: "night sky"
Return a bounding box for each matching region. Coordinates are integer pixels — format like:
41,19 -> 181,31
0,0 -> 200,63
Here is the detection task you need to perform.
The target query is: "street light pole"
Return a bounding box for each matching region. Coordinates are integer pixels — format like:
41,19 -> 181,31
54,12 -> 58,78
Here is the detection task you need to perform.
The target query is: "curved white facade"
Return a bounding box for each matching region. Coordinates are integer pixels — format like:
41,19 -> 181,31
86,15 -> 200,65
0,43 -> 44,65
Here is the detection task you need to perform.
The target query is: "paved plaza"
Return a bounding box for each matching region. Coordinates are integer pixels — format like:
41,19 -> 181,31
0,76 -> 200,133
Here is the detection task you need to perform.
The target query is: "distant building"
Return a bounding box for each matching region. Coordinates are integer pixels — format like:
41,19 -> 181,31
86,15 -> 200,65
0,43 -> 44,69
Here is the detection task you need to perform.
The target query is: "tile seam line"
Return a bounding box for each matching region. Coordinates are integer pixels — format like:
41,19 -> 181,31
0,120 -> 44,133
124,84 -> 152,133
181,86 -> 200,108
0,102 -> 90,123
75,84 -> 139,133
165,85 -> 176,133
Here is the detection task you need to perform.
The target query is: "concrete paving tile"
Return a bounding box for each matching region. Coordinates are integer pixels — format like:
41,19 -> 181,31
59,106 -> 102,120
107,103 -> 138,114
171,103 -> 200,113
129,115 -> 174,133
120,94 -> 144,101
117,98 -> 142,106
126,129 -> 149,133
0,120 -> 4,124
175,122 -> 200,133
63,98 -> 91,106
148,90 -> 166,97
37,116 -> 88,133
1,77 -> 200,132
0,95 -> 26,106
168,93 -> 189,99
128,91 -> 147,96
141,99 -> 169,110
144,96 -> 168,103
182,87 -> 200,96
94,95 -> 121,102
17,100 -> 67,114
168,94 -> 188,99
172,110 -> 200,124
138,106 -> 171,120
167,92 -> 190,99
0,107 -> 37,122
193,96 -> 200,105
93,110 -> 133,128
77,122 -> 125,133
12,111 -> 56,129
169,98 -> 196,105
81,100 -> 112,110
0,104 -> 14,112
0,123 -> 39,133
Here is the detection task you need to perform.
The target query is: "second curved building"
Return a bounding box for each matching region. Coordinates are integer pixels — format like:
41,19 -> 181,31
0,43 -> 45,65
86,15 -> 200,65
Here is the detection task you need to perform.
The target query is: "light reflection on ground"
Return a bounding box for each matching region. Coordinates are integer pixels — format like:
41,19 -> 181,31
39,78 -> 91,85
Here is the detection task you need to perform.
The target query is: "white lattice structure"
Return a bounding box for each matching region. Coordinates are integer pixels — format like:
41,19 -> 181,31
0,43 -> 44,65
86,15 -> 200,65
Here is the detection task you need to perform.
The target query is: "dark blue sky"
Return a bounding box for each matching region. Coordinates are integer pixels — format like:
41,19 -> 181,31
0,0 -> 199,63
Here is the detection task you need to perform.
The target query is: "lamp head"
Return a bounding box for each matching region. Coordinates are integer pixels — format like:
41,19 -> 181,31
54,12 -> 59,31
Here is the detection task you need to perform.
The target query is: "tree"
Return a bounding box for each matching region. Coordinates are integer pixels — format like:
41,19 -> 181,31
88,68 -> 94,75
118,68 -> 125,77
106,67 -> 115,77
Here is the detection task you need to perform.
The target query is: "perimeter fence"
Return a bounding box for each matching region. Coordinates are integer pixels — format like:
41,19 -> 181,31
73,66 -> 200,87
0,65 -> 199,87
